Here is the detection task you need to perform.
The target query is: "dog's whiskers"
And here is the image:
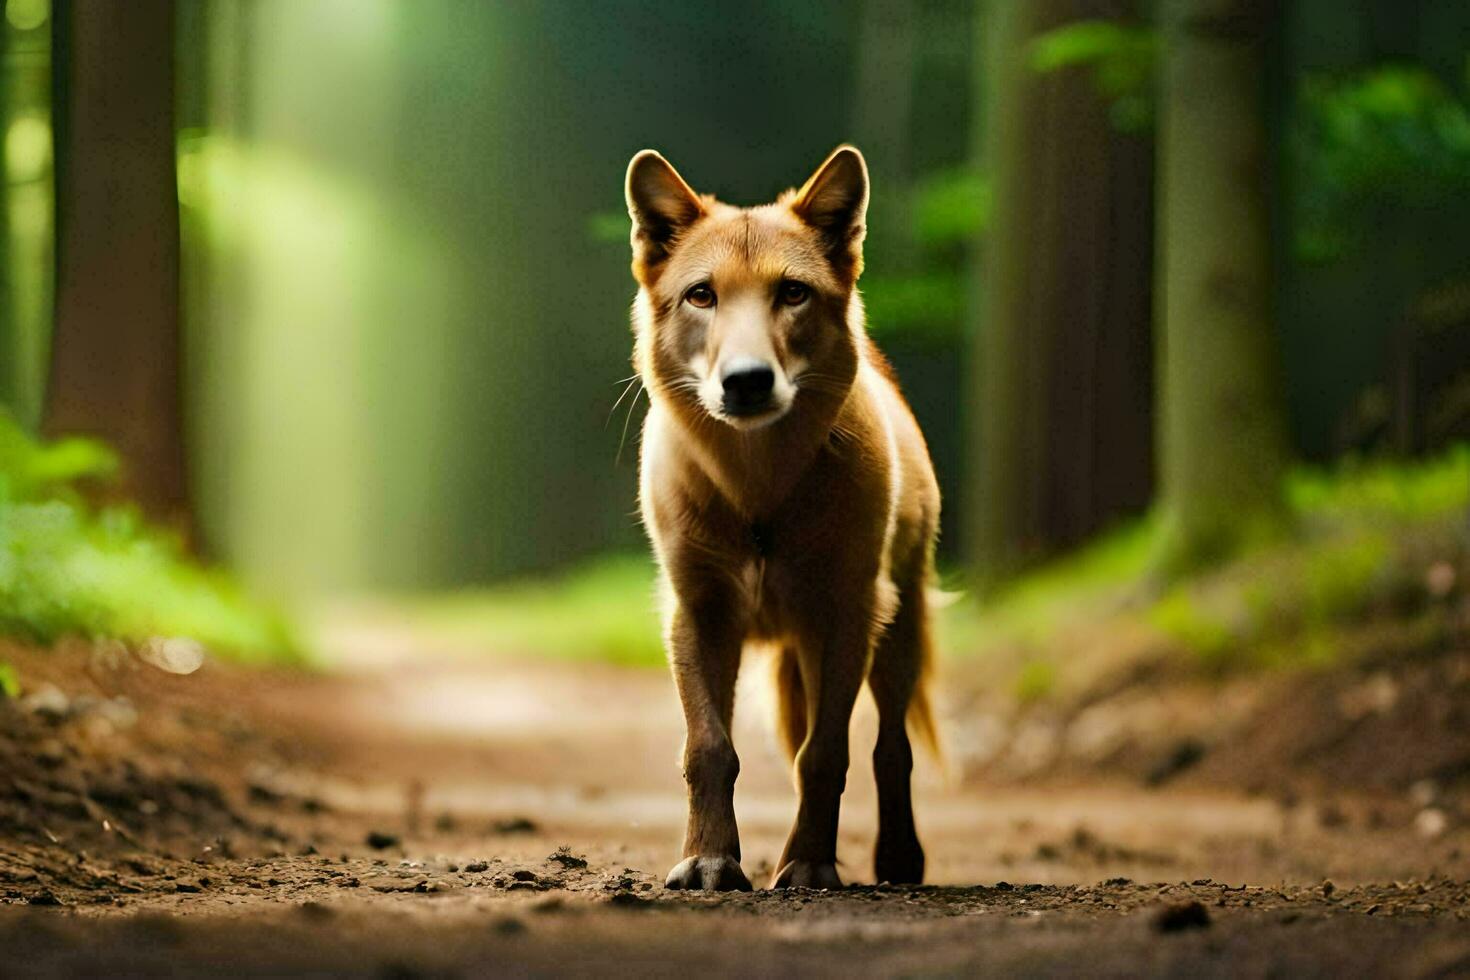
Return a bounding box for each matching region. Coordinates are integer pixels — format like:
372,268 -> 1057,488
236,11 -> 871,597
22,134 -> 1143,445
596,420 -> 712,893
615,381 -> 645,467
607,375 -> 641,429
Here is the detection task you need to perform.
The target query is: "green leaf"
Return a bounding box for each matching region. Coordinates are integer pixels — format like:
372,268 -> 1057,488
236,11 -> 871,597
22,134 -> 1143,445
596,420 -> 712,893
862,274 -> 966,343
0,412 -> 118,500
1028,20 -> 1155,76
1292,64 -> 1470,262
1028,20 -> 1158,133
0,662 -> 18,699
0,411 -> 301,662
912,168 -> 991,246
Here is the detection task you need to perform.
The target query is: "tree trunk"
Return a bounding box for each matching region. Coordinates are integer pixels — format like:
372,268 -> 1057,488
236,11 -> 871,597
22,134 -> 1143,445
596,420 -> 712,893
0,23 -> 12,417
1153,0 -> 1288,573
44,0 -> 188,528
852,0 -> 918,273
969,0 -> 1156,586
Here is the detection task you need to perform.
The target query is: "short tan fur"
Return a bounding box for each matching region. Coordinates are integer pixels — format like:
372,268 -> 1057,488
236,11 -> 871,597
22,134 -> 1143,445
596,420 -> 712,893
625,145 -> 941,891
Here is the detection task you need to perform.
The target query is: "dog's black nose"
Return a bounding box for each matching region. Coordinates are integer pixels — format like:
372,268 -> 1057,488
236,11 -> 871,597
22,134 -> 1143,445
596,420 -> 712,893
721,362 -> 776,415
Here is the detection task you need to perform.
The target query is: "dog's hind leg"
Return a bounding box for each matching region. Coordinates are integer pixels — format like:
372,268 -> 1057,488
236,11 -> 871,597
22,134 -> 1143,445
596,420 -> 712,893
866,578 -> 930,884
772,615 -> 870,889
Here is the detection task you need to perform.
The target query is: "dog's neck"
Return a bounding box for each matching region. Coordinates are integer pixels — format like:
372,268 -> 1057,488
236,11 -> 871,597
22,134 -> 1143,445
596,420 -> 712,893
658,381 -> 855,521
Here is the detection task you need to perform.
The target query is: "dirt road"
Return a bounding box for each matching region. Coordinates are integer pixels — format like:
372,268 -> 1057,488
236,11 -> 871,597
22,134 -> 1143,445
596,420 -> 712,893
2,633 -> 1468,977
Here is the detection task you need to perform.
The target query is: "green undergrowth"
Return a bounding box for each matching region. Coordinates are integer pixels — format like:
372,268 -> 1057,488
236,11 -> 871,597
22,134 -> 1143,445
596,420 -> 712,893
391,447 -> 1468,686
953,445 -> 1470,702
0,414 -> 301,670
401,552 -> 666,667
400,552 -> 1007,671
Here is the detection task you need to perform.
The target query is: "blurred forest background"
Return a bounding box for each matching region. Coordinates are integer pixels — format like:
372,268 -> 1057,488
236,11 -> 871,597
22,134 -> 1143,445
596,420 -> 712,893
0,0 -> 1467,674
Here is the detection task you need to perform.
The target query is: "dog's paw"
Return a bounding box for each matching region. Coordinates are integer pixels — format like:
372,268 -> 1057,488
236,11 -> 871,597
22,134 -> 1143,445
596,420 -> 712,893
874,838 -> 925,885
664,855 -> 752,892
772,860 -> 843,890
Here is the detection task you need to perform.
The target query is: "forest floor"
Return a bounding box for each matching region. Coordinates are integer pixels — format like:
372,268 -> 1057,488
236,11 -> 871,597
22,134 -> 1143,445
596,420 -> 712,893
2,619 -> 1470,978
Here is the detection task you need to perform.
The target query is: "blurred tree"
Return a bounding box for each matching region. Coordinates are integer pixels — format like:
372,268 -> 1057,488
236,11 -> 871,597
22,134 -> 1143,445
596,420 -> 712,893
0,1 -> 57,434
1026,5 -> 1470,467
44,0 -> 188,529
0,22 -> 11,416
178,0 -> 863,593
1028,16 -> 1156,131
853,0 -> 917,278
1153,0 -> 1288,572
852,0 -> 977,564
970,0 -> 1155,585
1294,65 -> 1470,265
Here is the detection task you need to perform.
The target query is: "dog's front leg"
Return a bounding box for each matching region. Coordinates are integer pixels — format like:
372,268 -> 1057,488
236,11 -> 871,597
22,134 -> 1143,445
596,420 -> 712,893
663,595 -> 751,891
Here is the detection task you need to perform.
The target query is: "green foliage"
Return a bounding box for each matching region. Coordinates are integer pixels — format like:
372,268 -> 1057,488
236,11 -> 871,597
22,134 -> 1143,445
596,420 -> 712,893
1028,19 -> 1157,132
1295,66 -> 1470,261
1148,501 -> 1286,584
1154,448 -> 1469,671
0,662 -> 17,698
978,519 -> 1155,636
860,274 -> 967,342
1013,659 -> 1057,703
0,420 -> 117,500
958,445 -> 1468,690
1300,532 -> 1392,627
1149,529 -> 1397,671
911,168 -> 991,248
1029,19 -> 1470,260
937,519 -> 1156,666
0,414 -> 300,662
377,446 -> 1464,686
1148,589 -> 1234,668
862,169 -> 990,343
405,553 -> 664,667
1286,444 -> 1470,525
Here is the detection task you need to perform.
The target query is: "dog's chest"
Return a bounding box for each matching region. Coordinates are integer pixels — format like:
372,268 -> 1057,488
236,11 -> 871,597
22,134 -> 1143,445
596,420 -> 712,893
743,520 -> 796,639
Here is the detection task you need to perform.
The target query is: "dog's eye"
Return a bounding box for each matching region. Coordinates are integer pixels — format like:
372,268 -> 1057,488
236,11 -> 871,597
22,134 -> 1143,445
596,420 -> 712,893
779,280 -> 810,306
685,283 -> 716,308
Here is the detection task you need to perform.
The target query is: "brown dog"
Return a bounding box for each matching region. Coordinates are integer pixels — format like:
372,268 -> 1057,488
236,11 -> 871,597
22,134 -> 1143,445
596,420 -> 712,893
624,146 -> 940,891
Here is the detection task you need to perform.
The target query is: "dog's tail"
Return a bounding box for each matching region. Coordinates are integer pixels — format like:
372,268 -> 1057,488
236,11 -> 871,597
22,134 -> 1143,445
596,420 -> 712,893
908,647 -> 940,764
771,599 -> 947,767
773,645 -> 807,764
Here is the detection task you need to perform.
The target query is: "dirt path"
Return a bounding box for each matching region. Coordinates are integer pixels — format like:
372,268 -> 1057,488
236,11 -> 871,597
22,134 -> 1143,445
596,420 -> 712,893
2,631 -> 1469,977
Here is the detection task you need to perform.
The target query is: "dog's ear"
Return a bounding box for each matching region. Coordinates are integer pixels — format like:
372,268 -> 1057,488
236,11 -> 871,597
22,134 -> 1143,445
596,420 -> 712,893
626,150 -> 704,281
791,145 -> 869,277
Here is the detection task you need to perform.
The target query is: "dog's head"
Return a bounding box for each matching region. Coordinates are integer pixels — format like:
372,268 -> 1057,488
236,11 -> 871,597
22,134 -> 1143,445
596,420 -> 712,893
625,146 -> 869,431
